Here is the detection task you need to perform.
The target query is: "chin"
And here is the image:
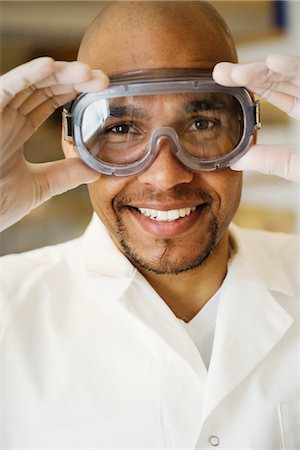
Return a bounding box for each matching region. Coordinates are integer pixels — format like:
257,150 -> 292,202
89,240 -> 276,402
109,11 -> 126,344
119,219 -> 219,275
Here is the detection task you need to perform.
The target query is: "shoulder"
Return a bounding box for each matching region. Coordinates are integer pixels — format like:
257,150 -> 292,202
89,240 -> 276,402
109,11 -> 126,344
1,235 -> 92,336
1,237 -> 83,303
230,224 -> 299,297
1,236 -> 81,274
230,224 -> 299,261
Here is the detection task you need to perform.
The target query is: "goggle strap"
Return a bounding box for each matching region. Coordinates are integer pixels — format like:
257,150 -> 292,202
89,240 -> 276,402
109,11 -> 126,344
62,101 -> 74,141
254,100 -> 261,130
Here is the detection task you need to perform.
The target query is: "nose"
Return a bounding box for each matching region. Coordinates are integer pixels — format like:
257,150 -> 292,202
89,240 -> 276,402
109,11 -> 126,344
137,137 -> 193,190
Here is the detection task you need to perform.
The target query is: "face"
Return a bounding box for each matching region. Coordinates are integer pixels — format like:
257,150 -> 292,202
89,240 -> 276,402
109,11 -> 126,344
79,4 -> 243,275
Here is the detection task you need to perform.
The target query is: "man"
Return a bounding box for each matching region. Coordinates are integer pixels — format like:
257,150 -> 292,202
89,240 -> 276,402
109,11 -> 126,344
1,1 -> 299,448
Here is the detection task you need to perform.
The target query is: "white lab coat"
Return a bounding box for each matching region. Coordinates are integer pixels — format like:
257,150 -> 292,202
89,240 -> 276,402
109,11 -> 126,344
1,214 -> 299,449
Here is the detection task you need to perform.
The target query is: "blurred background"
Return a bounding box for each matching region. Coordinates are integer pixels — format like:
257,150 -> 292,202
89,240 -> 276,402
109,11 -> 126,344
0,0 -> 299,255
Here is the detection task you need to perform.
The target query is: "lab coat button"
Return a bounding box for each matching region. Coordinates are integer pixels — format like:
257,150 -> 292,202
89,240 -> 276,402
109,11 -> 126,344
208,435 -> 220,446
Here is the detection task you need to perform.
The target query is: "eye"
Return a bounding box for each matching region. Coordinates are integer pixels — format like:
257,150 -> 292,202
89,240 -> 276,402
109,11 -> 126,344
103,121 -> 144,145
106,123 -> 134,134
191,118 -> 217,131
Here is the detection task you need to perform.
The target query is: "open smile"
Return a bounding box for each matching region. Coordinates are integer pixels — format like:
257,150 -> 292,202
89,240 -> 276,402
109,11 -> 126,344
124,203 -> 208,238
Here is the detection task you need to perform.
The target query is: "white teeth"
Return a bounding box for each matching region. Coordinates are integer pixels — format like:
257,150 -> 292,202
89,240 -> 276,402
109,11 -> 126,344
168,210 -> 179,221
137,206 -> 196,222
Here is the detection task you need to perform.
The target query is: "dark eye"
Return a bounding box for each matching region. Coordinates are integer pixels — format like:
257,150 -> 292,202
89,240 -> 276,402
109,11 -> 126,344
193,118 -> 215,130
107,123 -> 133,134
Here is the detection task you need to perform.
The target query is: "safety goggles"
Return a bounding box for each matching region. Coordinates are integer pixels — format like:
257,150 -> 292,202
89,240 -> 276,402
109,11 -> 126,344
63,69 -> 260,176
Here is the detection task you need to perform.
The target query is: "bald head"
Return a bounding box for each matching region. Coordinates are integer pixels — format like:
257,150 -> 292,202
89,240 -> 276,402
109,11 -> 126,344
78,1 -> 237,75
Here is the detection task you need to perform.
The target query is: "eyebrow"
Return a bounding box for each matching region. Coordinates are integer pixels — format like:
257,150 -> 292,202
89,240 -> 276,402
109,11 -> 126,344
184,99 -> 230,113
108,98 -> 233,119
109,105 -> 150,120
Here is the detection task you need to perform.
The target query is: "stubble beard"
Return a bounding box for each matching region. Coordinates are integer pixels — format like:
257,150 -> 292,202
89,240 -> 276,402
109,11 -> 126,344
112,186 -> 220,275
117,216 -> 219,275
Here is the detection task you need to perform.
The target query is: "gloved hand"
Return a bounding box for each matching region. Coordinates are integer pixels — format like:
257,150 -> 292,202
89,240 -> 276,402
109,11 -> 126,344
0,57 -> 109,231
213,54 -> 300,183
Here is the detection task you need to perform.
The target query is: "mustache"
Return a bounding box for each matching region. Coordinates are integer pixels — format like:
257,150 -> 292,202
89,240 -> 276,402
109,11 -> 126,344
113,186 -> 213,210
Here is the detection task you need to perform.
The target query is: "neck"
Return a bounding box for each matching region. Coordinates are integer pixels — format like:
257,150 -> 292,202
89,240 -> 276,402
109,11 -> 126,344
140,231 -> 230,322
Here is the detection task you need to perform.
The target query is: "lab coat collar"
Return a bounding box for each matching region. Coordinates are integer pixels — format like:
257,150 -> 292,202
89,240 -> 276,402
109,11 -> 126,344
119,269 -> 209,383
229,223 -> 293,296
80,213 -> 136,279
78,213 -> 136,303
80,214 -> 294,422
80,213 -> 208,382
200,251 -> 294,427
199,224 -> 294,426
81,214 -> 293,296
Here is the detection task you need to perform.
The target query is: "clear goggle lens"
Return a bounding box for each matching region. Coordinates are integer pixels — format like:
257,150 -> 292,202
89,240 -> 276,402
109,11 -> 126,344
81,92 -> 244,165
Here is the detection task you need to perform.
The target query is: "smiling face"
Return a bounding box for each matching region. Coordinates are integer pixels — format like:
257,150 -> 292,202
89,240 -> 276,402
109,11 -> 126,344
77,1 -> 242,275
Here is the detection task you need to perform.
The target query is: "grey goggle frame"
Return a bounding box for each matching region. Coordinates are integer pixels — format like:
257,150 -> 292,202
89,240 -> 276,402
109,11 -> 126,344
63,69 -> 261,176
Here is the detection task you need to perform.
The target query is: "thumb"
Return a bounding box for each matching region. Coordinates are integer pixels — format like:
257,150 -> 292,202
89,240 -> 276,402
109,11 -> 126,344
230,144 -> 300,183
29,158 -> 100,205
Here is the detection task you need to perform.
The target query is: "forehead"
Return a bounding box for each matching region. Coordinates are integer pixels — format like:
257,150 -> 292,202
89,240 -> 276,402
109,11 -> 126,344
108,92 -> 235,110
78,3 -> 237,75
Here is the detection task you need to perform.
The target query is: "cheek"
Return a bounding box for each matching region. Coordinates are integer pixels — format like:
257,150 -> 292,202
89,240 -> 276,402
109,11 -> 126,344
219,170 -> 243,216
88,177 -> 129,230
201,169 -> 242,215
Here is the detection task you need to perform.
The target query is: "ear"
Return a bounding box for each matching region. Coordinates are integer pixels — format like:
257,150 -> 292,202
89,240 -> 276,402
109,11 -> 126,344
251,93 -> 259,146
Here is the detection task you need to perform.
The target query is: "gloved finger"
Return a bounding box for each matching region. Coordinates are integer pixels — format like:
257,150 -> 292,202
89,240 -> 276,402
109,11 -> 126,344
213,60 -> 300,119
0,107 -> 26,157
8,84 -> 77,111
1,59 -> 108,112
74,71 -> 109,92
213,59 -> 299,88
266,54 -> 300,81
213,61 -> 268,86
230,144 -> 300,183
4,93 -> 75,151
28,158 -> 101,204
8,87 -> 75,116
8,71 -> 109,113
248,80 -> 300,98
230,61 -> 299,87
36,66 -> 109,93
34,61 -> 95,88
246,88 -> 300,120
0,57 -> 55,111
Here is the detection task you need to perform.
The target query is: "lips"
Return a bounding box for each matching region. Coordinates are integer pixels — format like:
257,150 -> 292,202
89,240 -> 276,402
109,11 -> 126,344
123,203 -> 208,238
113,188 -> 212,238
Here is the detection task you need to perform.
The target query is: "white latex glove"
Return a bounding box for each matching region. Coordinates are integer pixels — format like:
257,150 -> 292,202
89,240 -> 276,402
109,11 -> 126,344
0,57 -> 109,231
213,54 -> 300,183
